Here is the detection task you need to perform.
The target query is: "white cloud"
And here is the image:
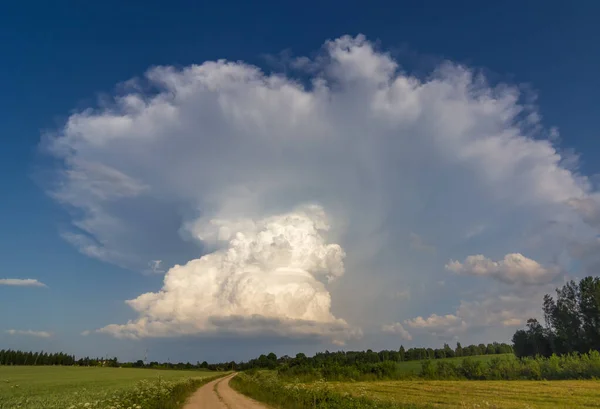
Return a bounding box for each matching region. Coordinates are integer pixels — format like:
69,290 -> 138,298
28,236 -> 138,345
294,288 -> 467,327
93,206 -> 359,343
0,279 -> 47,287
146,260 -> 165,275
381,322 -> 412,340
569,196 -> 600,228
6,329 -> 52,338
405,313 -> 465,329
445,253 -> 560,285
502,318 -> 523,327
42,34 -> 600,342
465,224 -> 487,239
405,288 -> 547,339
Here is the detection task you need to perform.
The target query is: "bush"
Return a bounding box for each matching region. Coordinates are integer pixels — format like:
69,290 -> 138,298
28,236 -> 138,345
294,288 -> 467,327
420,360 -> 435,379
459,357 -> 485,380
519,358 -> 542,380
435,361 -> 458,379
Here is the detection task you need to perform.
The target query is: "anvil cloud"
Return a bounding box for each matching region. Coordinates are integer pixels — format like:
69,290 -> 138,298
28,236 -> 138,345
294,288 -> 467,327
45,35 -> 600,345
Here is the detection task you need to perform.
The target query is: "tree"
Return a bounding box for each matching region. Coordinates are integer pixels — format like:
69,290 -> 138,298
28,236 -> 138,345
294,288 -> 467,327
513,276 -> 600,357
443,343 -> 455,358
455,342 -> 463,357
577,277 -> 600,352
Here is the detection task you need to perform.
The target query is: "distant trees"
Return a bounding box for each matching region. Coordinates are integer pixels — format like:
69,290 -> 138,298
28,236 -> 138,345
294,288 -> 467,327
233,342 -> 513,379
0,350 -> 76,366
513,276 -> 600,358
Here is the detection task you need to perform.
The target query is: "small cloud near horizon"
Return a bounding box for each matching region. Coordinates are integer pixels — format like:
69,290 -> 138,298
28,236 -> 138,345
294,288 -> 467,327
6,329 -> 52,338
0,278 -> 47,287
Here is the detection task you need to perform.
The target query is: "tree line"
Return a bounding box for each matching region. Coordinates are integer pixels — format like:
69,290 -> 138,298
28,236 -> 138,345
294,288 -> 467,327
0,349 -> 235,370
0,341 -> 511,371
512,276 -> 600,358
236,342 -> 513,371
0,350 -> 76,366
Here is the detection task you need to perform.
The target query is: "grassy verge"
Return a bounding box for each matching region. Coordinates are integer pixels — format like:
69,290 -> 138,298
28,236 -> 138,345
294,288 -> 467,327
232,370 -> 600,409
230,371 -> 423,409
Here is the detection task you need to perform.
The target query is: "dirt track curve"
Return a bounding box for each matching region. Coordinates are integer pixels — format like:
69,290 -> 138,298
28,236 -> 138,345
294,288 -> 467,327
183,373 -> 268,409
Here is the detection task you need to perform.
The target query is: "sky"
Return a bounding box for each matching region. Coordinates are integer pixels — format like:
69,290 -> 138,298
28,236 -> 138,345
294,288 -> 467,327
1,1 -> 600,363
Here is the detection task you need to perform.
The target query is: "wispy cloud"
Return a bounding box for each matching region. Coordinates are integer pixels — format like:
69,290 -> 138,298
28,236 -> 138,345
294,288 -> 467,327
145,260 -> 165,275
381,322 -> 413,340
409,233 -> 436,254
6,329 -> 52,338
0,278 -> 47,287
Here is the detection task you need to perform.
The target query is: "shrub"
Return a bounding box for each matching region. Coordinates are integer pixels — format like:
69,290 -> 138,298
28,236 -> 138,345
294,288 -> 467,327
435,361 -> 458,379
458,357 -> 485,380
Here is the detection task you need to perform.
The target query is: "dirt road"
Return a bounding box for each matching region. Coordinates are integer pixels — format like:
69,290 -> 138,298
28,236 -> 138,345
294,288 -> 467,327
183,373 -> 269,409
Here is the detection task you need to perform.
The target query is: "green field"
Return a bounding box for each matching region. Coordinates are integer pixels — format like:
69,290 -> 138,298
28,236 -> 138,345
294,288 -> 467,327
394,354 -> 515,375
329,379 -> 600,408
0,366 -> 217,409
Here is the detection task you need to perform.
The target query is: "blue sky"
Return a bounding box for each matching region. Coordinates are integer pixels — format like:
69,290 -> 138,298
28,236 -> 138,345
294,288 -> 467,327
1,1 -> 599,363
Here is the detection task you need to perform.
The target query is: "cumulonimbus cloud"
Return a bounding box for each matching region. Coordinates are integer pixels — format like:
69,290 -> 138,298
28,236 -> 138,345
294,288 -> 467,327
95,206 -> 360,343
43,35 -> 600,342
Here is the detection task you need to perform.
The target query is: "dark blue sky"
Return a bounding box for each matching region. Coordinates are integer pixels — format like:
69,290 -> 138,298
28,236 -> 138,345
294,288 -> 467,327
0,0 -> 598,362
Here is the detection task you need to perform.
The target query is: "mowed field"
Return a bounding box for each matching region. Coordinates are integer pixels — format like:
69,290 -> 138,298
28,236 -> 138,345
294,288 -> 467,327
328,354 -> 599,408
329,379 -> 600,409
0,366 -> 216,409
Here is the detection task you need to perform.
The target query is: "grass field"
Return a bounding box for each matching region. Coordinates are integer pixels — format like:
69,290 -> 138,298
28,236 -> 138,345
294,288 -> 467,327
394,354 -> 515,375
0,366 -> 217,409
329,379 -> 600,408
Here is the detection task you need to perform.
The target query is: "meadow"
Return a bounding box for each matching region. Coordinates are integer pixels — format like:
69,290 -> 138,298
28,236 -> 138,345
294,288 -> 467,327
0,366 -> 220,409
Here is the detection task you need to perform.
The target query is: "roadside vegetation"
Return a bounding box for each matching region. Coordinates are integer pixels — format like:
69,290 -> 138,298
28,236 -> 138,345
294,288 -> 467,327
232,367 -> 600,409
231,370 -> 411,409
0,366 -> 223,409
